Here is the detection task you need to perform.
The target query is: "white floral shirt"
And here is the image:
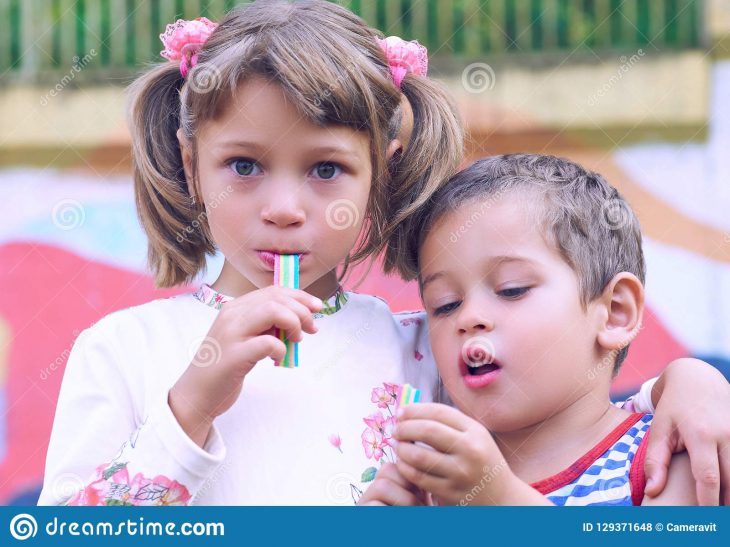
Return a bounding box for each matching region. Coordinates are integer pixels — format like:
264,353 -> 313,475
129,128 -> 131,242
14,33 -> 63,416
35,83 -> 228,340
38,286 -> 439,505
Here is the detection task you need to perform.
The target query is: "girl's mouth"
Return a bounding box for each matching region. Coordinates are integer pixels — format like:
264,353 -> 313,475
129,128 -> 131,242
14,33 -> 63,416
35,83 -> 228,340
256,251 -> 307,271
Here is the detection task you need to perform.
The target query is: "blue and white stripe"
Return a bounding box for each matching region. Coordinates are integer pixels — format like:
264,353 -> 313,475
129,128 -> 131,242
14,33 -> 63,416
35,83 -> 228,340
546,414 -> 652,506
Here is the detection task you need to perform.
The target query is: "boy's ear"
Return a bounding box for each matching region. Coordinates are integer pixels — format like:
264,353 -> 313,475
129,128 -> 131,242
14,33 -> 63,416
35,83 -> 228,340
596,272 -> 645,352
386,138 -> 403,162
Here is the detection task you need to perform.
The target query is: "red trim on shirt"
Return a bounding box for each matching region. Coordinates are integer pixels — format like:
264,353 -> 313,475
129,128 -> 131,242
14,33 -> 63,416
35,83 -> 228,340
629,429 -> 651,505
531,413 -> 646,495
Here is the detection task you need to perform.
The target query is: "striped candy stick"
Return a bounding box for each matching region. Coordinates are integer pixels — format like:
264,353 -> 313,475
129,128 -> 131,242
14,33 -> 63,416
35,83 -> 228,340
398,383 -> 421,408
273,254 -> 300,367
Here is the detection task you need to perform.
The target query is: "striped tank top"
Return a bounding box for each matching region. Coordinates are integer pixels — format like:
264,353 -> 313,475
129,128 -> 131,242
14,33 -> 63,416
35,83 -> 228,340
531,413 -> 652,506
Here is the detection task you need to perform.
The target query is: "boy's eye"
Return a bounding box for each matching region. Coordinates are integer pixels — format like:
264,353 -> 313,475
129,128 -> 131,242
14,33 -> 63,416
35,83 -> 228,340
312,162 -> 341,180
230,159 -> 260,177
497,287 -> 530,299
433,301 -> 460,316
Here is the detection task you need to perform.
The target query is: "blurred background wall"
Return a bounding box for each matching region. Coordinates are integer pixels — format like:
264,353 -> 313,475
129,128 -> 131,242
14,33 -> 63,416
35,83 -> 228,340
1,0 -> 729,505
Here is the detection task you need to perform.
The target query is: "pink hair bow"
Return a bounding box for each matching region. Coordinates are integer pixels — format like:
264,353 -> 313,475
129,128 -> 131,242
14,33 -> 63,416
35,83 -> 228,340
160,17 -> 218,78
376,36 -> 428,88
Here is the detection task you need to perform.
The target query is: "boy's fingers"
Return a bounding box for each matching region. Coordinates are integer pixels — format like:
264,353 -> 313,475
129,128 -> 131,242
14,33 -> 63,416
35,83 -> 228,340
396,459 -> 447,495
397,402 -> 470,432
365,476 -> 424,506
394,419 -> 460,453
396,440 -> 451,478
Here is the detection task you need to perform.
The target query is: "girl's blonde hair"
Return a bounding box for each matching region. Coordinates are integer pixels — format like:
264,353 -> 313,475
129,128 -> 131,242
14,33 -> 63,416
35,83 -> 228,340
128,0 -> 464,287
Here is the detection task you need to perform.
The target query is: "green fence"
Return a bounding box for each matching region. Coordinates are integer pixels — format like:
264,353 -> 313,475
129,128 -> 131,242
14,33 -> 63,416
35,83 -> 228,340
0,0 -> 704,79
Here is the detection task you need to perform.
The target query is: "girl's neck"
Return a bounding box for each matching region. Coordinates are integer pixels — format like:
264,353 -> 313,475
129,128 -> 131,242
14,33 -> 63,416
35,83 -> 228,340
492,391 -> 631,485
210,260 -> 341,301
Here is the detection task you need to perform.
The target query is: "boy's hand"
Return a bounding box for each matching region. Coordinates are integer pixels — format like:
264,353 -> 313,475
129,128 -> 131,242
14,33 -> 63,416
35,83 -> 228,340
357,463 -> 428,506
393,403 -> 516,505
644,358 -> 730,505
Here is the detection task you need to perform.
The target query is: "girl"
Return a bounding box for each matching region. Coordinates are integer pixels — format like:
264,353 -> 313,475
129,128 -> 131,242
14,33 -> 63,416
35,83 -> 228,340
39,0 -> 730,506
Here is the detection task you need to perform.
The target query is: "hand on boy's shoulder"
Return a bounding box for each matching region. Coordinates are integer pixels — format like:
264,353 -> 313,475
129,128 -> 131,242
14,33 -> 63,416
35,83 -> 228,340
642,451 -> 698,506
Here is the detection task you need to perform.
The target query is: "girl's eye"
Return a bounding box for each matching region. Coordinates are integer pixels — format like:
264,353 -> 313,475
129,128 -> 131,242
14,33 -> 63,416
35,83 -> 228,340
312,162 -> 341,180
433,301 -> 461,316
497,287 -> 530,299
230,159 -> 261,177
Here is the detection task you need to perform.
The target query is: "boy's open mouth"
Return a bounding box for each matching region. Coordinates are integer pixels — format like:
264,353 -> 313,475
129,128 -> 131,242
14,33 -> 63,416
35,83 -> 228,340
459,340 -> 502,381
459,346 -> 503,389
465,362 -> 500,376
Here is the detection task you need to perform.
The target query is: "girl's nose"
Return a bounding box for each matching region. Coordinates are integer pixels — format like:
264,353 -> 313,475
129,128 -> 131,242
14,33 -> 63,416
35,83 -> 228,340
456,297 -> 495,335
260,186 -> 306,227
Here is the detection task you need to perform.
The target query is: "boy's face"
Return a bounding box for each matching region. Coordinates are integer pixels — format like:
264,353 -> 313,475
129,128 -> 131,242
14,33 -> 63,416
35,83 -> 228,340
420,194 -> 607,433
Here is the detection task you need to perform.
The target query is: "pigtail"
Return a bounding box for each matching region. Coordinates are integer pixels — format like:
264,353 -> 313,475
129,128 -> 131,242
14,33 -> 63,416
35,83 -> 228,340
382,76 -> 465,280
127,63 -> 215,288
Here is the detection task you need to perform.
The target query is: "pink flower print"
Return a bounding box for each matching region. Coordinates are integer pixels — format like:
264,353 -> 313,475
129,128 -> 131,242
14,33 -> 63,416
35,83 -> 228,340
371,387 -> 393,409
363,413 -> 397,447
65,462 -> 191,506
400,317 -> 423,327
414,350 -> 423,361
362,429 -> 385,461
363,412 -> 386,431
328,434 -> 343,453
130,474 -> 191,506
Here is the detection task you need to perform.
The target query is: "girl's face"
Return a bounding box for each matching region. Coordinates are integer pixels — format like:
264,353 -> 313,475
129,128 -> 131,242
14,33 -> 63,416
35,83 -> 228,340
419,195 -> 608,433
185,77 -> 372,299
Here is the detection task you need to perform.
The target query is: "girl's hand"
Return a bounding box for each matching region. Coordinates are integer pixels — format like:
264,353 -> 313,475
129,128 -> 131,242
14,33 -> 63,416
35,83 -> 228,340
357,463 -> 428,506
643,358 -> 730,505
392,403 -> 516,505
168,286 -> 322,447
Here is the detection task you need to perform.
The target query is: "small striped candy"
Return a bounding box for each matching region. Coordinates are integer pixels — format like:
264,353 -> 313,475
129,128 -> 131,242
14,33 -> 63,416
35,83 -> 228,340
398,383 -> 421,407
274,254 -> 299,368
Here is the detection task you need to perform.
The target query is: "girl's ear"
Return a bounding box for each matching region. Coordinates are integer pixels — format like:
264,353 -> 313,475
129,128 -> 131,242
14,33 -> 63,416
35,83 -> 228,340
596,272 -> 645,352
176,128 -> 194,187
176,129 -> 200,201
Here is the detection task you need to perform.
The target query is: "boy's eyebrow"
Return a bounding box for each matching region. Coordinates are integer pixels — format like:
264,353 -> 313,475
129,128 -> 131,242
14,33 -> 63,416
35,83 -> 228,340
420,255 -> 538,290
420,271 -> 446,290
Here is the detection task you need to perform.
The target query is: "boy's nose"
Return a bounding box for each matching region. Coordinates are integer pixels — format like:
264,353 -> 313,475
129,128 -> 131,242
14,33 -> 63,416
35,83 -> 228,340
456,299 -> 495,335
